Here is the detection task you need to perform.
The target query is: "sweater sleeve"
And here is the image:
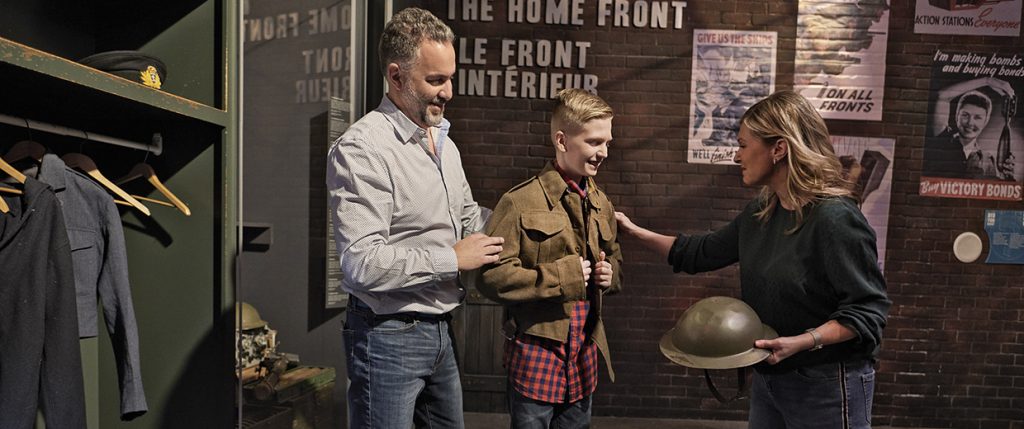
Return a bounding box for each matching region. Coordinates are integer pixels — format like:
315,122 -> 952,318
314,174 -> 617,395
667,208 -> 745,274
820,201 -> 891,351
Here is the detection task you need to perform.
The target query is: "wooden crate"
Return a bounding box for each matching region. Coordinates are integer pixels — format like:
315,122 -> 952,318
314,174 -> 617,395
243,366 -> 337,428
239,406 -> 292,429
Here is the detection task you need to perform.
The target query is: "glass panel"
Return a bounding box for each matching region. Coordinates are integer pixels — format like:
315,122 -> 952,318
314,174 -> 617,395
239,0 -> 360,426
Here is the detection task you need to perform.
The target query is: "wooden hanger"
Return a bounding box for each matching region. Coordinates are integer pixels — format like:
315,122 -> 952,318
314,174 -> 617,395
116,163 -> 191,216
0,143 -> 169,210
0,157 -> 27,214
3,140 -> 47,164
62,153 -> 151,216
0,192 -> 9,213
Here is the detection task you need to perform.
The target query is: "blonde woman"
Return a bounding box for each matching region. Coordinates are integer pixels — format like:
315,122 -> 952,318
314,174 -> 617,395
616,90 -> 890,428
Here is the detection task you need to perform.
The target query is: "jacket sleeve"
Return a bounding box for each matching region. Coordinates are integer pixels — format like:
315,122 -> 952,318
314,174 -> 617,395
475,196 -> 586,304
600,202 -> 624,296
327,137 -> 458,292
97,195 -> 148,420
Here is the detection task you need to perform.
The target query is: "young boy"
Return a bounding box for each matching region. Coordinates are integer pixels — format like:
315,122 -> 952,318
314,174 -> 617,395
471,88 -> 622,428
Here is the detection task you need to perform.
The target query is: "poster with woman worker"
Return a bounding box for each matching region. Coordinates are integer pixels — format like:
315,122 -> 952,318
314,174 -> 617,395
920,49 -> 1023,201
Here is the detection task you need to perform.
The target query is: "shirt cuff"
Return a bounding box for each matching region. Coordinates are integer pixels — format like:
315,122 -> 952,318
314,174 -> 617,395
435,247 -> 459,281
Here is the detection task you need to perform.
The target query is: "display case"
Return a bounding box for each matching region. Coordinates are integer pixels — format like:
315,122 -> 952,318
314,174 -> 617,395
0,1 -> 240,427
236,0 -> 363,427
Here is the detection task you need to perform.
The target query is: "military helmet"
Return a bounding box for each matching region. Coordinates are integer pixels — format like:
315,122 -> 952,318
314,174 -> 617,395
660,296 -> 778,370
236,302 -> 269,331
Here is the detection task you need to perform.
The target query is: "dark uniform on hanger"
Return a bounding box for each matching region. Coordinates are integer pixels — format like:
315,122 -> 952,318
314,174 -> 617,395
0,177 -> 87,428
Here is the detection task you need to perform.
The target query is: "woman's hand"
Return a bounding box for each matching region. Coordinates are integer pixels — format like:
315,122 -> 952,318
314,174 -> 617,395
615,211 -> 639,237
614,211 -> 677,259
997,153 -> 1016,181
754,334 -> 813,365
985,76 -> 1016,98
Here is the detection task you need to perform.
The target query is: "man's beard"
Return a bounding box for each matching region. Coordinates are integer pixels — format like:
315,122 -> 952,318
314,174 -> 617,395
403,85 -> 445,127
422,102 -> 444,127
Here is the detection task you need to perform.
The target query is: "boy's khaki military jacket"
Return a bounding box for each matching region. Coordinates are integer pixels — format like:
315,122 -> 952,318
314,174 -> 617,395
468,161 -> 623,380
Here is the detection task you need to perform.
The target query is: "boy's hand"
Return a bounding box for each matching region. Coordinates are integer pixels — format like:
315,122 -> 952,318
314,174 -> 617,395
580,257 -> 592,286
594,251 -> 613,290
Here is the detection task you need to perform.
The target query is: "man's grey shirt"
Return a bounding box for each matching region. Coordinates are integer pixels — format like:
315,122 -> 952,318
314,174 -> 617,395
327,96 -> 485,315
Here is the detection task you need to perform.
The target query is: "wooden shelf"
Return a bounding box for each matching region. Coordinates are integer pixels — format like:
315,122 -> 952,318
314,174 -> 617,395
0,37 -> 227,128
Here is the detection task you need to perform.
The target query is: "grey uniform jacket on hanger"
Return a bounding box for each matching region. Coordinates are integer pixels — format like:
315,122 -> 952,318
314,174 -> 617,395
37,154 -> 148,420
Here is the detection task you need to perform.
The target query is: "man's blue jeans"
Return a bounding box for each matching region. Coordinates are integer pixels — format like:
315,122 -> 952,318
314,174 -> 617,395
506,382 -> 592,429
749,360 -> 876,429
343,305 -> 464,429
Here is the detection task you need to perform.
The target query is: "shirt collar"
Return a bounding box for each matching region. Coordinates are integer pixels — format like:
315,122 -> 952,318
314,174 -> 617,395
38,154 -> 68,192
961,139 -> 981,159
378,95 -> 451,154
554,161 -> 587,198
538,161 -> 603,210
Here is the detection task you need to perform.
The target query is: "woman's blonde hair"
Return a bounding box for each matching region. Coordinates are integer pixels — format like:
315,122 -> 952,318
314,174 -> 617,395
740,90 -> 851,231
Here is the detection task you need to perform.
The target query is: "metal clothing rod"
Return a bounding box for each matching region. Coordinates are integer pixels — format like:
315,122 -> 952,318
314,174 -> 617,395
0,113 -> 163,155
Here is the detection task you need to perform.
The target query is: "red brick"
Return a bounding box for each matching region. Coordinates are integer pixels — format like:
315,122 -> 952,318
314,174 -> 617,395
432,1 -> 1024,426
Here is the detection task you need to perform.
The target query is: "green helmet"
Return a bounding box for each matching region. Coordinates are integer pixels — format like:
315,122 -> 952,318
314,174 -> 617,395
236,302 -> 269,331
660,296 -> 778,370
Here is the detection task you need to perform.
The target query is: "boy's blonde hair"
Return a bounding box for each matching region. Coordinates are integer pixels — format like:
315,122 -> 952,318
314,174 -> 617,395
551,89 -> 613,136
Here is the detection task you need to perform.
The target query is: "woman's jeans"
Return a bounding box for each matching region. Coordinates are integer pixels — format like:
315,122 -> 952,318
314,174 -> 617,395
343,303 -> 464,429
749,360 -> 876,429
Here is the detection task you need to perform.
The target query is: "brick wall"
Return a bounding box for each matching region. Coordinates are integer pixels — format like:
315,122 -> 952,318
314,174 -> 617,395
422,1 -> 1024,427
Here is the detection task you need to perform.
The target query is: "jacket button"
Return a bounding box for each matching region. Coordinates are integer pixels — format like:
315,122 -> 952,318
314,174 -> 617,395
575,246 -> 581,253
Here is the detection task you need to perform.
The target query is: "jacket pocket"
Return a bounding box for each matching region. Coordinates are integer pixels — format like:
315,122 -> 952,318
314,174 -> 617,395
521,212 -> 573,264
597,216 -> 613,243
68,228 -> 99,297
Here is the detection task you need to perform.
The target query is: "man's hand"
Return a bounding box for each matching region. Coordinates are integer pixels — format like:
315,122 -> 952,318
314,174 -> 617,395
594,251 -> 613,290
455,233 -> 504,270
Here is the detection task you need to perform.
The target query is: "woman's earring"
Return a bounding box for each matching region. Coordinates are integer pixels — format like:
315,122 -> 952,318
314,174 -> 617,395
772,157 -> 778,165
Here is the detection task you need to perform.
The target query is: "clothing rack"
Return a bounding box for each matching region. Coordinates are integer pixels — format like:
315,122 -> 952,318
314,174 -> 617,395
0,113 -> 163,155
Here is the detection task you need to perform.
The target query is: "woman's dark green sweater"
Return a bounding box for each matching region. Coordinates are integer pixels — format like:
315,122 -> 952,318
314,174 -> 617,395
669,196 -> 891,373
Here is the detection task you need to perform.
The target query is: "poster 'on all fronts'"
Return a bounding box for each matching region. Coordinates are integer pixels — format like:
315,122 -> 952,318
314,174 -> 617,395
914,0 -> 1022,37
919,49 -> 1023,201
687,29 -> 776,165
794,0 -> 891,122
